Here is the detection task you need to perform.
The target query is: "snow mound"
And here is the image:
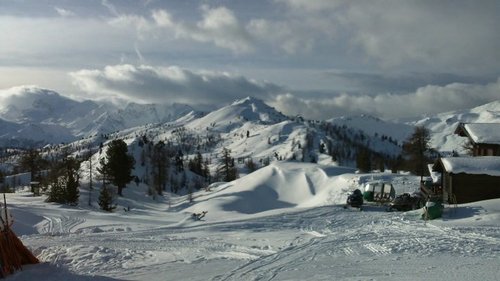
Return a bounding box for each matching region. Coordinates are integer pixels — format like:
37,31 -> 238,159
183,162 -> 356,218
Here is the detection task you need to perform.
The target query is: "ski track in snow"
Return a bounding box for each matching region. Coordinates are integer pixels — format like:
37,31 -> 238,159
211,206 -> 500,281
16,204 -> 500,280
39,215 -> 86,235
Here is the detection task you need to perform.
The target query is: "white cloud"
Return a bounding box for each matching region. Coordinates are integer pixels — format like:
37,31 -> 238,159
111,6 -> 254,54
274,0 -> 342,12
101,0 -> 119,16
151,9 -> 173,27
169,6 -> 254,54
247,19 -> 317,54
270,78 -> 500,120
70,64 -> 500,120
54,7 -> 76,17
69,64 -> 282,107
107,14 -> 154,39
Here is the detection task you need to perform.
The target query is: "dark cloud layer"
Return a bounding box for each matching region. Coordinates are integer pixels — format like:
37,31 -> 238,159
71,64 -> 500,120
70,64 -> 282,108
325,71 -> 497,94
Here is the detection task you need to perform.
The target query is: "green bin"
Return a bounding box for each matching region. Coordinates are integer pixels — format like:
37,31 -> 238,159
422,200 -> 443,220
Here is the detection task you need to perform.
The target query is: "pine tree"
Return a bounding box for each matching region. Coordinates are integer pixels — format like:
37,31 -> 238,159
46,177 -> 65,203
356,148 -> 371,173
98,186 -> 116,212
245,158 -> 257,172
402,126 -> 433,180
150,141 -> 169,196
100,139 -> 135,196
64,157 -> 80,205
216,148 -> 238,182
65,170 -> 80,205
20,149 -> 47,193
44,156 -> 80,205
203,158 -> 211,183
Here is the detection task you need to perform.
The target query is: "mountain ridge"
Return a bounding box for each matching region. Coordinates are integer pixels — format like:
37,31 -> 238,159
0,86 -> 499,156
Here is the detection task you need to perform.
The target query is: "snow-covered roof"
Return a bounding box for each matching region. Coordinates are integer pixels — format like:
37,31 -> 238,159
439,156 -> 500,176
427,164 -> 441,183
458,123 -> 500,145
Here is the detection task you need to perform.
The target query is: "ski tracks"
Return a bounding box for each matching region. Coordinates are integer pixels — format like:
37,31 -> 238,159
39,215 -> 86,235
212,207 -> 500,281
213,236 -> 321,281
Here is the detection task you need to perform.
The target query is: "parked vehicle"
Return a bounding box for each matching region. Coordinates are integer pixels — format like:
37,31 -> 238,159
345,189 -> 364,210
363,182 -> 396,203
388,192 -> 424,212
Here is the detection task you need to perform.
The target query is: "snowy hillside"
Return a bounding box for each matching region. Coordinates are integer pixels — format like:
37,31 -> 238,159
329,115 -> 414,144
2,92 -> 499,280
187,97 -> 288,131
0,86 -> 195,146
412,100 -> 500,154
0,118 -> 74,147
66,95 -> 400,192
78,102 -> 195,137
5,161 -> 500,281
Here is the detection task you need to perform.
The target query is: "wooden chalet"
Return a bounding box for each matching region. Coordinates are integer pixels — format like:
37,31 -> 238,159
454,123 -> 500,156
432,156 -> 500,204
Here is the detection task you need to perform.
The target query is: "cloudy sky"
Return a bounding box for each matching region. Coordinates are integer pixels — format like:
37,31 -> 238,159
0,0 -> 499,119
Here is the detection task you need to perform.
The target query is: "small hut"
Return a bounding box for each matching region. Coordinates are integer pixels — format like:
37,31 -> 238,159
432,156 -> 500,204
0,195 -> 39,278
454,123 -> 500,156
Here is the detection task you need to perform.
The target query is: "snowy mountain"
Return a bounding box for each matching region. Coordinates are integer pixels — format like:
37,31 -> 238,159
187,96 -> 288,131
412,100 -> 500,154
78,102 -> 195,137
2,85 -> 499,160
0,86 -> 91,123
2,94 -> 500,281
0,86 -> 195,146
65,95 -> 405,190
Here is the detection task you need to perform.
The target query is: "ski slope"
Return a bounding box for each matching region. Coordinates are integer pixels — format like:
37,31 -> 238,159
5,162 -> 500,281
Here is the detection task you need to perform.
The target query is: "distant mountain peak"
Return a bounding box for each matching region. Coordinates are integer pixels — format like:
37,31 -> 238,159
231,96 -> 262,105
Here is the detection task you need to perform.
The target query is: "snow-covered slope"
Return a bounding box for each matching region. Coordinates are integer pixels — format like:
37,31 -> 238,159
412,100 -> 500,154
6,160 -> 500,281
329,114 -> 414,144
0,118 -> 74,146
78,102 -> 195,137
187,97 -> 288,132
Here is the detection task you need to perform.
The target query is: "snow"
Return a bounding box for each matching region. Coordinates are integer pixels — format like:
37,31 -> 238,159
1,92 -> 499,280
0,86 -> 195,144
412,100 -> 500,154
440,156 -> 500,176
329,114 -> 414,143
427,164 -> 441,183
463,123 -> 500,145
5,162 -> 500,281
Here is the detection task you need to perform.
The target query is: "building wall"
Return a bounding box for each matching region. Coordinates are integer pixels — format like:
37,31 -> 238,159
445,173 -> 500,203
473,144 -> 500,156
